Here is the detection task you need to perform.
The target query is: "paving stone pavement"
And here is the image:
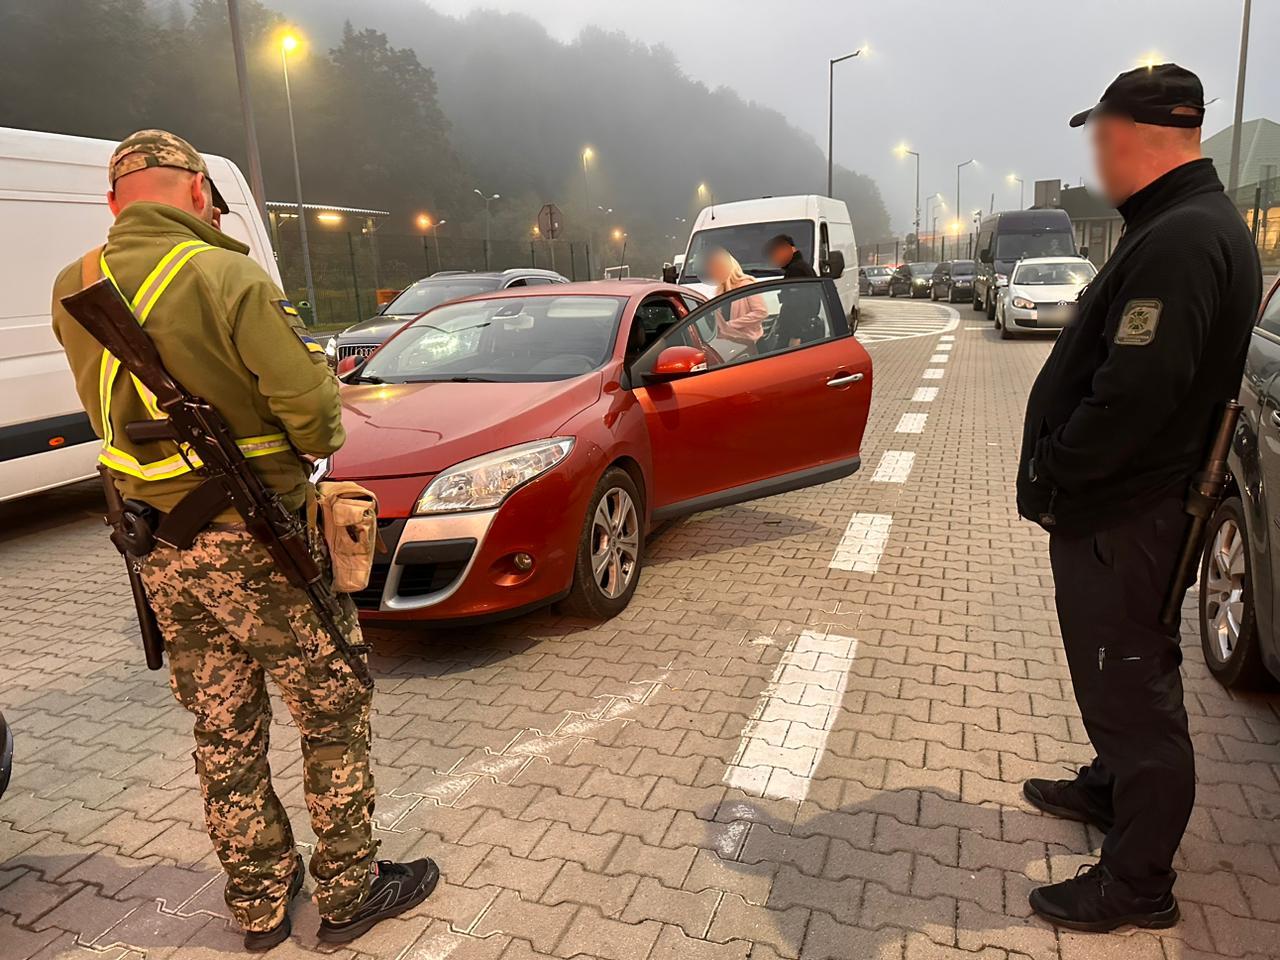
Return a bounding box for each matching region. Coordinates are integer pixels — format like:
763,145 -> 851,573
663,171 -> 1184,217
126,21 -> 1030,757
2,296 -> 1279,960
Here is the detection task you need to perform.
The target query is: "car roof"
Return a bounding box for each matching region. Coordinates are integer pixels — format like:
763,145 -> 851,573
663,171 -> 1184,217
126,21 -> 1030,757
437,279 -> 695,303
1014,256 -> 1090,265
423,268 -> 567,281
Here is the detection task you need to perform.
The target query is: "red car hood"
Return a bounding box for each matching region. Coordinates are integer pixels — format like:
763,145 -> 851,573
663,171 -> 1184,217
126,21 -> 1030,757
330,374 -> 602,479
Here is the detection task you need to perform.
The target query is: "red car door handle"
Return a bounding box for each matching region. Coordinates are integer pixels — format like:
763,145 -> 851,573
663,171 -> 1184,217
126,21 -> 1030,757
827,372 -> 864,387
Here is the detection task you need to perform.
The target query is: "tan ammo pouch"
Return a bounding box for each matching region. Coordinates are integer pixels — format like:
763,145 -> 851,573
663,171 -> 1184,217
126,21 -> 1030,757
314,481 -> 379,593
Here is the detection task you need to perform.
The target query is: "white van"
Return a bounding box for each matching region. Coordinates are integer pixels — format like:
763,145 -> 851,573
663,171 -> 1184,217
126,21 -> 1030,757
677,195 -> 860,326
0,127 -> 278,503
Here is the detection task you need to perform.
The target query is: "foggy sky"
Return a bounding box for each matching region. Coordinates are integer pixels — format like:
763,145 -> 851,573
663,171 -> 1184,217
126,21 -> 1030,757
421,0 -> 1276,234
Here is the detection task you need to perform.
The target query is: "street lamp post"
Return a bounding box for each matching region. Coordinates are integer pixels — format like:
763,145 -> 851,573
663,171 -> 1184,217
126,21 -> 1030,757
417,214 -> 445,271
955,159 -> 975,228
1007,174 -> 1025,209
279,33 -> 316,324
895,145 -> 920,260
581,146 -> 595,276
474,189 -> 499,269
226,0 -> 267,223
826,48 -> 864,198
1227,0 -> 1253,198
929,195 -> 945,260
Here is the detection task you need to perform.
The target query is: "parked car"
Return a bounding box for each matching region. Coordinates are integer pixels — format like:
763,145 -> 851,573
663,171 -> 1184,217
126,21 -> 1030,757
860,266 -> 893,297
325,268 -> 568,367
1197,276 -> 1280,689
930,260 -> 976,303
0,711 -> 11,799
889,262 -> 937,298
324,277 -> 872,623
973,209 -> 1079,320
994,257 -> 1097,339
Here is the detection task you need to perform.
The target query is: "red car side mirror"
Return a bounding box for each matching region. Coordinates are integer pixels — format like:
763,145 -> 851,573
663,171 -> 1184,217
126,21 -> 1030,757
336,356 -> 359,377
647,345 -> 708,382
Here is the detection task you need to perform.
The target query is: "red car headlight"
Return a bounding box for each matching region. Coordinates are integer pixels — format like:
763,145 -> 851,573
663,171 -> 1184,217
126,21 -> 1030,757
414,437 -> 575,515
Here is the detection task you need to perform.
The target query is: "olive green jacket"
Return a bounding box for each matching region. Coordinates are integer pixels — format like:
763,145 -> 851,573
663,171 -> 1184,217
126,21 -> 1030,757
51,202 -> 344,518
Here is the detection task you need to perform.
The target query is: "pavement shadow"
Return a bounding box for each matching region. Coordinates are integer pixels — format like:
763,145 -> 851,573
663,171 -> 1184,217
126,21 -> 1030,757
647,505 -> 823,561
698,784 -> 1102,958
0,479 -> 103,541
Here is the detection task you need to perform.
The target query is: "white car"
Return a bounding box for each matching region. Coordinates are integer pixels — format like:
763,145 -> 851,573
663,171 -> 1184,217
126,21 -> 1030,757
995,257 -> 1097,340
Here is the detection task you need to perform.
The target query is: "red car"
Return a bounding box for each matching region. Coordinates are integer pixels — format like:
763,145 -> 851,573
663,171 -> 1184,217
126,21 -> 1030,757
325,277 -> 872,622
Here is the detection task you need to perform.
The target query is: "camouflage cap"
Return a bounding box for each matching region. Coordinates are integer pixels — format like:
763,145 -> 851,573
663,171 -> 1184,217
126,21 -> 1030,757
109,129 -> 229,212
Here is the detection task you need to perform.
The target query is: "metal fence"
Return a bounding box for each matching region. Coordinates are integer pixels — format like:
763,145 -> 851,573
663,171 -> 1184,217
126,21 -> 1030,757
272,224 -> 594,329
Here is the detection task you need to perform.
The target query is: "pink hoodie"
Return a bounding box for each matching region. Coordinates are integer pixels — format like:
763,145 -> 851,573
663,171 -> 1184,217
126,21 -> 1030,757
714,281 -> 767,344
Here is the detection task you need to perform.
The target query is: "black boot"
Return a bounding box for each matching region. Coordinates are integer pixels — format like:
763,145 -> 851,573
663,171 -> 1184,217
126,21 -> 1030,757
1024,766 -> 1115,832
243,855 -> 306,952
1030,863 -> 1179,932
316,859 -> 439,945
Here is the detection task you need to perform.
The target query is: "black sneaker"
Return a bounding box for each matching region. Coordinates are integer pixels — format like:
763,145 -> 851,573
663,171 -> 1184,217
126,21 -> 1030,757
316,859 -> 439,945
244,855 -> 306,952
1024,767 -> 1115,832
1030,863 -> 1180,932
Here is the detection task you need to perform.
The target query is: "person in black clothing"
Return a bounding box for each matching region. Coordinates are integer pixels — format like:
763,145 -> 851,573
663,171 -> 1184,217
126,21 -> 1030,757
1017,64 -> 1262,933
765,234 -> 824,348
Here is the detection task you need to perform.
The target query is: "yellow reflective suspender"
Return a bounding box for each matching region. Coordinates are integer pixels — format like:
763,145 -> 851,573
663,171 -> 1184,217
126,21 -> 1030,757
96,241 -> 292,481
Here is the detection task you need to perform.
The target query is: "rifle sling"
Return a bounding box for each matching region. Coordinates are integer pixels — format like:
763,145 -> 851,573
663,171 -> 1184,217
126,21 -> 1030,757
153,478 -> 231,550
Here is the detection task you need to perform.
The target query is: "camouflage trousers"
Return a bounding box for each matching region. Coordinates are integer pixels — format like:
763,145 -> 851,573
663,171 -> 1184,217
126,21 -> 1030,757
140,524 -> 376,932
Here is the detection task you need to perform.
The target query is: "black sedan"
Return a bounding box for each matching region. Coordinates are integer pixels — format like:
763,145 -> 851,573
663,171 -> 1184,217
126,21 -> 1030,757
1197,275 -> 1280,688
930,260 -> 976,303
888,262 -> 938,299
325,268 -> 567,366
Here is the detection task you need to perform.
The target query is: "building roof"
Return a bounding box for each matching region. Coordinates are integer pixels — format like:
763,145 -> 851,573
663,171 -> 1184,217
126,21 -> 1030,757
1057,184 -> 1119,221
266,201 -> 391,217
1203,118 -> 1280,196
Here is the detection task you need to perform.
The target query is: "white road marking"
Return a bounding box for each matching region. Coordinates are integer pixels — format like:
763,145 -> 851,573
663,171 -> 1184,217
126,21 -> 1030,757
922,368 -> 945,379
913,387 -> 939,402
929,354 -> 949,363
895,413 -> 927,434
937,343 -> 953,351
857,301 -> 960,344
830,512 -> 892,573
723,630 -> 858,802
965,325 -> 988,331
871,450 -> 915,483
940,335 -> 955,342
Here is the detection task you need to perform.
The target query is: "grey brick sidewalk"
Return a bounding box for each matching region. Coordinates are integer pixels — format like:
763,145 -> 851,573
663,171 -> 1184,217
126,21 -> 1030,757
1,298 -> 1277,959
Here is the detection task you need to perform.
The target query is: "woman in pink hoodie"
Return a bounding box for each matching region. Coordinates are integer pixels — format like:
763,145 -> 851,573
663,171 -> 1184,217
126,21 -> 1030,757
707,248 -> 767,348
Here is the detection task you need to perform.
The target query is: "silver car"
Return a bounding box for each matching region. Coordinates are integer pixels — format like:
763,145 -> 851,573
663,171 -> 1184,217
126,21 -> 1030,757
995,257 -> 1097,340
326,268 -> 568,366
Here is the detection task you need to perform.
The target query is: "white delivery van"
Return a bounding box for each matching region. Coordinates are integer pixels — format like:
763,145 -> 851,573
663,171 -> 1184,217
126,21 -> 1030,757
0,127 -> 278,503
677,195 -> 860,327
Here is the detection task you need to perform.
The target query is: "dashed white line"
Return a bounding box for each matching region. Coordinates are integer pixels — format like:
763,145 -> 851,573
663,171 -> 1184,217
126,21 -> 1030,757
965,325 -> 988,331
922,368 -> 945,379
895,412 -> 927,433
929,354 -> 949,363
912,387 -> 939,402
940,335 -> 956,342
937,343 -> 953,352
871,450 -> 915,483
830,512 -> 892,573
723,630 -> 858,802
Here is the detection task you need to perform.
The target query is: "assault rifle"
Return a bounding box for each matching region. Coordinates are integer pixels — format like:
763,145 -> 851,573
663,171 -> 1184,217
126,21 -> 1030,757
1160,400 -> 1243,627
61,279 -> 372,689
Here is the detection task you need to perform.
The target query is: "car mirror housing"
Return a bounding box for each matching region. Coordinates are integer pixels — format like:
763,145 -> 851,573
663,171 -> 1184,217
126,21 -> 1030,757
336,355 -> 360,377
647,346 -> 708,382
824,251 -> 846,280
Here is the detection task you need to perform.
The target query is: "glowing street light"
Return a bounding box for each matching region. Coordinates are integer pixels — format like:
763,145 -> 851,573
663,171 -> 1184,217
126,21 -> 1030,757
417,213 -> 445,269
895,144 -> 921,252
1007,173 -> 1025,209
278,28 -> 315,320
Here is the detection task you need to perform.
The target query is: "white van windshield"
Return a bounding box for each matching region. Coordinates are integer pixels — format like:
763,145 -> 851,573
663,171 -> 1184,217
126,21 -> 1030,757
680,219 -> 814,282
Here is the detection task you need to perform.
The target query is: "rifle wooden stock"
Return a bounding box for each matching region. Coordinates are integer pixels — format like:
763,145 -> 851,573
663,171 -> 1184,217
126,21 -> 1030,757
62,280 -> 372,689
1160,401 -> 1243,627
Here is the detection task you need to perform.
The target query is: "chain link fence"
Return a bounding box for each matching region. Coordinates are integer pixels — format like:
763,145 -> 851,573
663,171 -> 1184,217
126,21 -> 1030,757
272,223 -> 594,329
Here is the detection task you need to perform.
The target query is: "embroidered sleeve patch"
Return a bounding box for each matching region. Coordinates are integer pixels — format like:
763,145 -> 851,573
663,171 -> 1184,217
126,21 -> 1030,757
274,298 -> 301,319
1114,299 -> 1162,346
296,331 -> 325,354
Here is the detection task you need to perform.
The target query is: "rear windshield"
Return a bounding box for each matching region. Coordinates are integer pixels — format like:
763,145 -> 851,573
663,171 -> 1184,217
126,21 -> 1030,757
383,277 -> 500,315
680,219 -> 814,282
909,263 -> 937,274
360,295 -> 626,382
950,261 -> 975,274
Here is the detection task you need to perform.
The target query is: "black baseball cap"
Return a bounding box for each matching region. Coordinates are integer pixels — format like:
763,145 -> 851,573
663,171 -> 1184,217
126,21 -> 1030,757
1069,63 -> 1205,129
764,234 -> 796,253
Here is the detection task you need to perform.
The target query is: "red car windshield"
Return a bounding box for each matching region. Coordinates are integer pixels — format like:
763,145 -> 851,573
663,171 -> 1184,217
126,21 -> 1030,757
359,294 -> 627,383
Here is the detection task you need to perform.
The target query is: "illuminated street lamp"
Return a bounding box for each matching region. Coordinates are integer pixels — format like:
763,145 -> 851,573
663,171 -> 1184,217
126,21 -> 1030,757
277,31 -> 316,321
1007,173 -> 1025,209
697,182 -> 714,206
612,228 -> 628,271
417,213 -> 445,270
895,143 -> 921,258
473,188 -> 499,268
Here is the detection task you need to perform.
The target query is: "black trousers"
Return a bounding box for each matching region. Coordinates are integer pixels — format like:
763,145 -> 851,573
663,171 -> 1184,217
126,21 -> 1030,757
1048,496 -> 1195,899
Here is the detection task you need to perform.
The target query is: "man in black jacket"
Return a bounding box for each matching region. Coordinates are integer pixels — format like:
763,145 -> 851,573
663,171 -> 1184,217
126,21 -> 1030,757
765,234 -> 824,348
1017,64 -> 1262,933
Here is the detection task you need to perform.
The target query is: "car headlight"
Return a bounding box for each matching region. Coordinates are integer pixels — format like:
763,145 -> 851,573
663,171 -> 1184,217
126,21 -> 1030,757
1012,296 -> 1036,310
414,438 -> 575,515
324,337 -> 337,359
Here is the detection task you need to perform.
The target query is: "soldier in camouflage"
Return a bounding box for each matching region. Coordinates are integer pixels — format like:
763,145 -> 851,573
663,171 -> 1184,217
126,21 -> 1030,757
50,130 -> 438,951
